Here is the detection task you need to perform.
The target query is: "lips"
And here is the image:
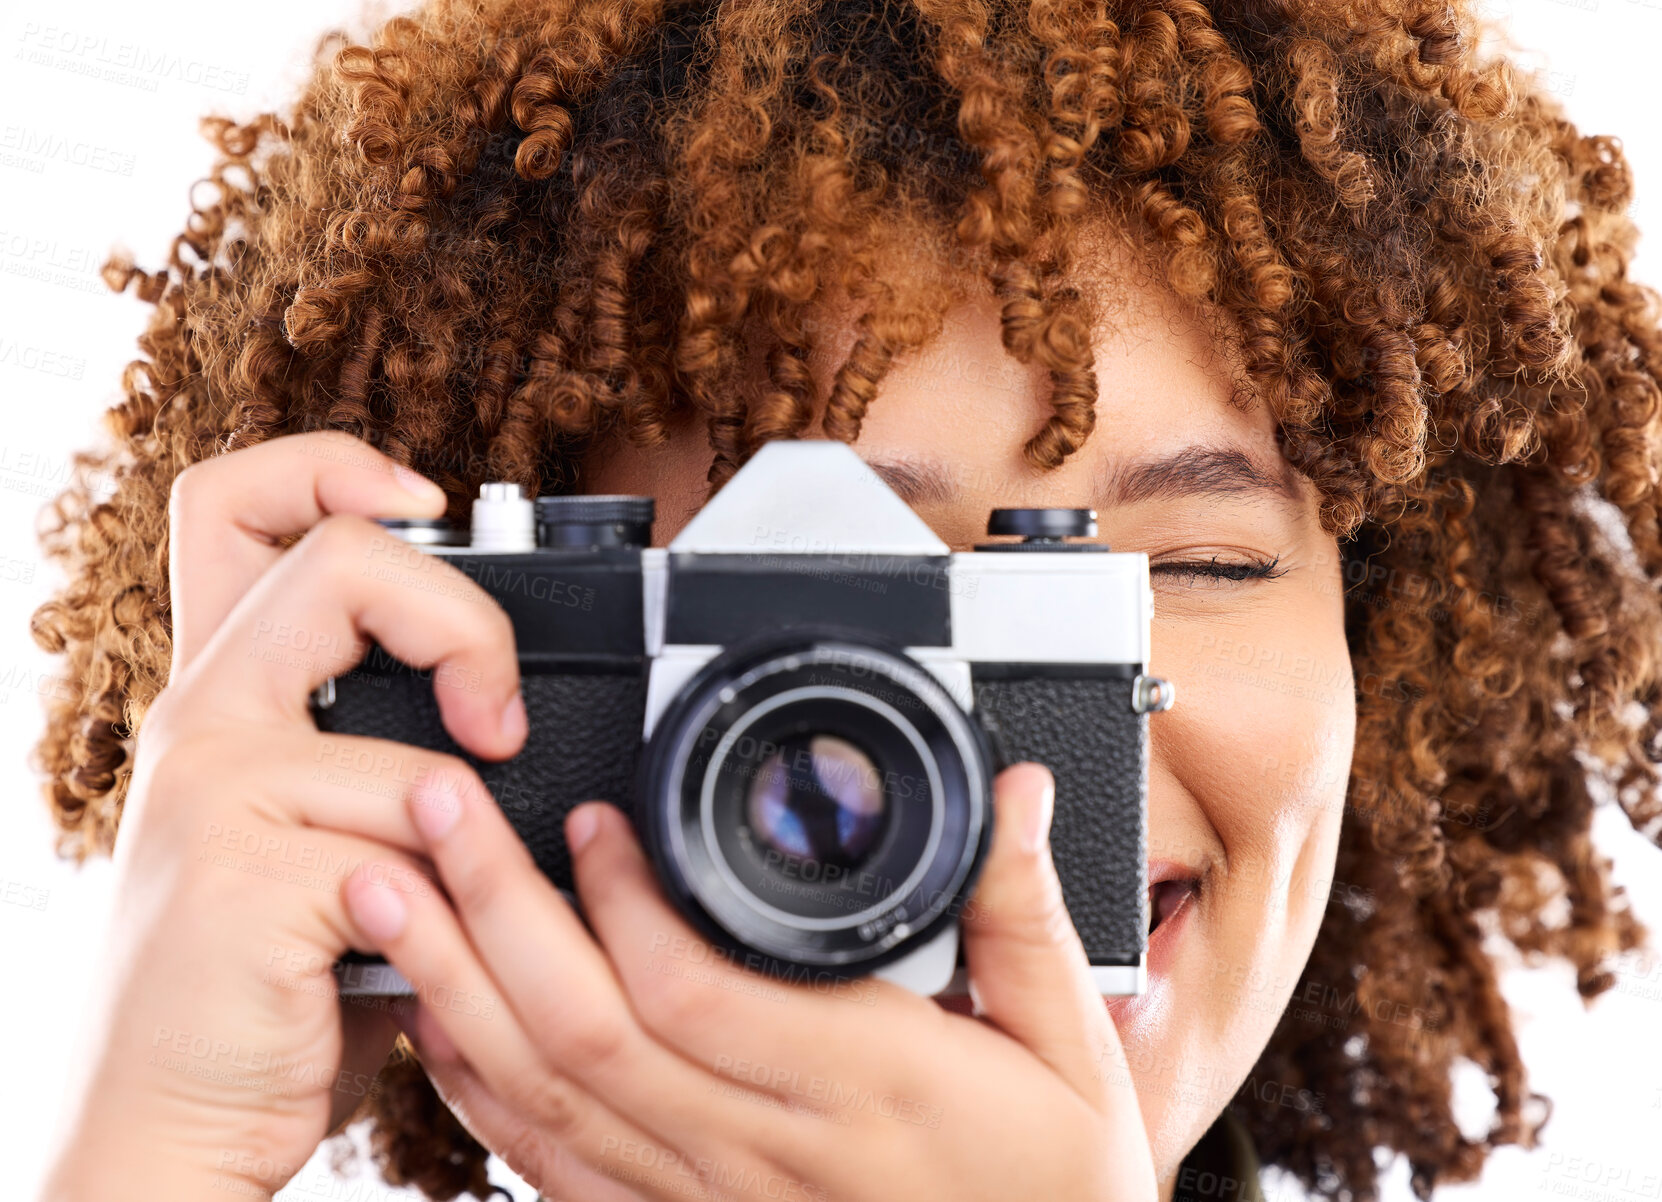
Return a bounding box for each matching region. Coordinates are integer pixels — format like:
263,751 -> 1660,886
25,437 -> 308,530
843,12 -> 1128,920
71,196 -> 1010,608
1147,862 -> 1204,936
935,858 -> 1206,1018
1148,879 -> 1195,933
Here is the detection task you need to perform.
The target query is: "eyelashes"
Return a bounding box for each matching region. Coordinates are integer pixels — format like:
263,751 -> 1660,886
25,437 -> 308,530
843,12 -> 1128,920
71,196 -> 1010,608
1150,553 -> 1287,586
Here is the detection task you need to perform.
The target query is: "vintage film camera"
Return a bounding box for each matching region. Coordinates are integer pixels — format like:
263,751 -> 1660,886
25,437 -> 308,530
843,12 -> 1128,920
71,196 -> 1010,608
315,440 -> 1173,997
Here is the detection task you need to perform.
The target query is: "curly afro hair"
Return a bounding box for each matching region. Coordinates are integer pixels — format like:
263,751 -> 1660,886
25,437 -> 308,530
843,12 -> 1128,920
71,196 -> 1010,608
29,0 -> 1662,1198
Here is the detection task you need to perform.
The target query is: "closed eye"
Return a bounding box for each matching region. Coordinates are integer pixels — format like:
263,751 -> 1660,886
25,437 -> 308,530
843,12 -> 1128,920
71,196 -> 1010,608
1151,554 -> 1287,586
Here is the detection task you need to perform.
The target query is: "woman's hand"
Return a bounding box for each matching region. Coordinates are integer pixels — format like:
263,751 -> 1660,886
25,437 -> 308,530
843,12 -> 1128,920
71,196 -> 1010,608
39,431 -> 530,1201
348,758 -> 1159,1201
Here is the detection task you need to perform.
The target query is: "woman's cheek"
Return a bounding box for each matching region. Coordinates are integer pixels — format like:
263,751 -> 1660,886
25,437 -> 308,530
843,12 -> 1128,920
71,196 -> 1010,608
1232,609 -> 1354,997
1151,594 -> 1355,975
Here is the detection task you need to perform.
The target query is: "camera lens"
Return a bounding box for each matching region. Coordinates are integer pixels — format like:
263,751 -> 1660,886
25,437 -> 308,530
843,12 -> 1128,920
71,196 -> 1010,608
637,632 -> 993,974
701,683 -> 942,926
745,733 -> 886,869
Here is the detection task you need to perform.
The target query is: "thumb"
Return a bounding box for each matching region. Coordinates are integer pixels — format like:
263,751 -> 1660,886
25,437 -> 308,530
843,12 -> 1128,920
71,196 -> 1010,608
959,761 -> 1123,1102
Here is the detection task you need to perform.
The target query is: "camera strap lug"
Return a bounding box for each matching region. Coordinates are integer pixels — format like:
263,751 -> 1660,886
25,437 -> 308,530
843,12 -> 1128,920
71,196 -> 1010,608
1131,674 -> 1175,713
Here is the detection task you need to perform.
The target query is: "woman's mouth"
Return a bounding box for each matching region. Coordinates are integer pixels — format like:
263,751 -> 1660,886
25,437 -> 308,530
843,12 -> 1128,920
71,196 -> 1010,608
1101,865 -> 1205,1032
1149,876 -> 1201,935
935,864 -> 1206,1018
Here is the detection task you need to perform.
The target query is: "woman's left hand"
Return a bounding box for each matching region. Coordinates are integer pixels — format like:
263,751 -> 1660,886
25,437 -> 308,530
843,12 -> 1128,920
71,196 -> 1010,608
341,761 -> 1158,1201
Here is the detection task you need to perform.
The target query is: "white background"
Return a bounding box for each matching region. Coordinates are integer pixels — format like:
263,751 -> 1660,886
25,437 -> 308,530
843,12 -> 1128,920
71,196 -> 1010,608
2,1 -> 1660,1199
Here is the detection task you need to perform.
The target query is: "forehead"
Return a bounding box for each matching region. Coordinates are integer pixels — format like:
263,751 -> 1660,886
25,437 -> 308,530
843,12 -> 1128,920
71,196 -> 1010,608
784,218 -> 1284,502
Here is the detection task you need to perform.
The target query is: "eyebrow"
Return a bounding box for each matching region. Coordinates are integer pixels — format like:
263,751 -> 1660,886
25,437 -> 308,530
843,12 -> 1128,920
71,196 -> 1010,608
861,444 -> 1306,511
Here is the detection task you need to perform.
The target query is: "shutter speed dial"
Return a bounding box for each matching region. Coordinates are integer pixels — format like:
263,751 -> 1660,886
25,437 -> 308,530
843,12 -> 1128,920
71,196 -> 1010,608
976,508 -> 1105,551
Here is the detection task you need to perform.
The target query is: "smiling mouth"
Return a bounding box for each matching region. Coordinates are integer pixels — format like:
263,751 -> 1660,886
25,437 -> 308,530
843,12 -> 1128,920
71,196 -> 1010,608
1149,878 -> 1201,935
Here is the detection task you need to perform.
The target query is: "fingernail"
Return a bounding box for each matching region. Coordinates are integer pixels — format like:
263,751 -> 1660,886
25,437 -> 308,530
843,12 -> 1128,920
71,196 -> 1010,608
348,875 -> 407,942
499,690 -> 527,744
1021,772 -> 1055,855
411,779 -> 461,841
567,804 -> 601,855
393,463 -> 445,502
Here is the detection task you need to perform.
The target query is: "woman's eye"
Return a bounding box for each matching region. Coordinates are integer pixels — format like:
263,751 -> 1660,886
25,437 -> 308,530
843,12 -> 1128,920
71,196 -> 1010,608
1150,553 -> 1287,587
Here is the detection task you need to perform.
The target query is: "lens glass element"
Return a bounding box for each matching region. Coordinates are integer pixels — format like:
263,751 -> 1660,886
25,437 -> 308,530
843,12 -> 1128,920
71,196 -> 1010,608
745,734 -> 886,870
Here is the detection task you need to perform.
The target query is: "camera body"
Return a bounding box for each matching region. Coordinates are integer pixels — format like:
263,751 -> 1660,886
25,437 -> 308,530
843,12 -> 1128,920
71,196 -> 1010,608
315,440 -> 1172,998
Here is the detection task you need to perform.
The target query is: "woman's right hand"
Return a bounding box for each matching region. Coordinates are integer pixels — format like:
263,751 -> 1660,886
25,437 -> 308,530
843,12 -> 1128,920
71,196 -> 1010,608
38,431 -> 527,1201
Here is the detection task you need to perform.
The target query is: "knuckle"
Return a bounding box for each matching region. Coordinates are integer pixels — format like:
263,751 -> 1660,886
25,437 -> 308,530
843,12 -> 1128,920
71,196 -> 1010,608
424,754 -> 484,800
138,685 -> 184,743
1006,881 -> 1078,950
434,588 -> 519,679
531,1077 -> 591,1130
444,854 -> 506,916
449,765 -> 504,823
142,730 -> 217,803
167,459 -> 214,517
498,1101 -> 576,1177
492,1127 -> 546,1186
428,580 -> 514,659
632,960 -> 713,1038
545,1007 -> 633,1074
300,512 -> 378,564
439,557 -> 512,631
290,514 -> 399,597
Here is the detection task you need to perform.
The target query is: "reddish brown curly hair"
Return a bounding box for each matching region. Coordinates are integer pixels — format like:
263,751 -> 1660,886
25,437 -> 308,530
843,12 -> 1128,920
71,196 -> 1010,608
29,0 -> 1662,1197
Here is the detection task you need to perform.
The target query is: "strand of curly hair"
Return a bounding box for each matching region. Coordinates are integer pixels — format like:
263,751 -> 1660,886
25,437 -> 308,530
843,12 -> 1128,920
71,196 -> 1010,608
30,0 -> 1662,1198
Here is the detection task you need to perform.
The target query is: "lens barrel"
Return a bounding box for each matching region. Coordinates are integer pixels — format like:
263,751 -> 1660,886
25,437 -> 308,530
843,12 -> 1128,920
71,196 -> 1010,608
637,631 -> 993,975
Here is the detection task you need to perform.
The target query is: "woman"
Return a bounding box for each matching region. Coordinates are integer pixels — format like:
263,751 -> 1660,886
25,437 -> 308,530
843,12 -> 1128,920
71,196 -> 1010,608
29,0 -> 1662,1198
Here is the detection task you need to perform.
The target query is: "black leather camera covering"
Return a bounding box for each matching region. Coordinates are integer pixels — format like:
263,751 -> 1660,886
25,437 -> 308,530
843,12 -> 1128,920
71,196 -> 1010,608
314,663 -> 649,893
316,658 -> 1147,973
970,674 -> 1149,966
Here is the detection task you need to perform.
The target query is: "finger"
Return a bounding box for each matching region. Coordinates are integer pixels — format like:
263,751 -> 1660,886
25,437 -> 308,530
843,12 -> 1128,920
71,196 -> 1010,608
569,801 -> 931,1100
340,841 -> 787,1190
395,1005 -> 659,1202
241,728 -> 489,859
169,430 -> 448,674
397,771 -> 810,1161
958,762 -> 1122,1104
181,513 -> 525,762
